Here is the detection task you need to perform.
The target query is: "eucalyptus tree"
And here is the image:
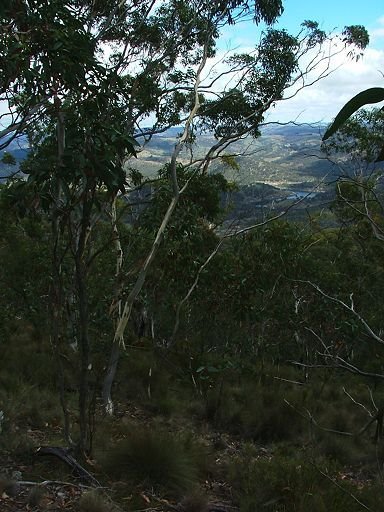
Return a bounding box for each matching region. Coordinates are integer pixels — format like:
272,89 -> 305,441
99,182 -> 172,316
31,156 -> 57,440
0,0 -> 369,453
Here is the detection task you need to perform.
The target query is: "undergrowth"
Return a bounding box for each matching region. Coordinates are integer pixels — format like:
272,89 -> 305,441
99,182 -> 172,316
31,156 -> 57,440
2,336 -> 384,511
98,424 -> 211,497
228,448 -> 383,512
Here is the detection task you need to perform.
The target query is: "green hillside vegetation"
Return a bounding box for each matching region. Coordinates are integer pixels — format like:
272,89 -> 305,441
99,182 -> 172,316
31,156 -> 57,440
131,125 -> 338,230
2,171 -> 384,510
135,125 -> 334,187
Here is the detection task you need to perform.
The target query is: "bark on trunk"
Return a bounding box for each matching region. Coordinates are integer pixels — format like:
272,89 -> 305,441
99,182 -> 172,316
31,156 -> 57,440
75,191 -> 93,454
102,198 -> 124,415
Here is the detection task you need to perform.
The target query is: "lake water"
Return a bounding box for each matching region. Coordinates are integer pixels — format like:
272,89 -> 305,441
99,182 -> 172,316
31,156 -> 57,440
286,191 -> 318,200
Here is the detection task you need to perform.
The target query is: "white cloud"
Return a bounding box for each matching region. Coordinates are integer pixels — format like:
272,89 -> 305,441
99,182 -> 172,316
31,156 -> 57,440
371,28 -> 384,38
267,43 -> 384,123
0,101 -> 12,131
369,16 -> 384,46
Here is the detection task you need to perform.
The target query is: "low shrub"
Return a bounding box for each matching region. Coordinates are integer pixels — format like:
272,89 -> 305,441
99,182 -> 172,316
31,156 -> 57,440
99,426 -> 210,496
78,491 -> 117,512
315,433 -> 369,465
0,327 -> 56,390
0,385 -> 62,430
199,377 -> 306,443
228,450 -> 375,512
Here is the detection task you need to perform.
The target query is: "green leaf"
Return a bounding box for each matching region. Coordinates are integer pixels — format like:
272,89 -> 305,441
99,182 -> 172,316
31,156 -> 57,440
375,144 -> 384,163
1,152 -> 16,166
323,88 -> 384,140
53,41 -> 64,51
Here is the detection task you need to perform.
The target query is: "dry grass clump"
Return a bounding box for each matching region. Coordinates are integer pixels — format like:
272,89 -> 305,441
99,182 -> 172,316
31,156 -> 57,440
78,491 -> 117,512
180,490 -> 208,512
0,477 -> 21,498
227,449 -> 380,512
99,426 -> 210,496
27,486 -> 49,508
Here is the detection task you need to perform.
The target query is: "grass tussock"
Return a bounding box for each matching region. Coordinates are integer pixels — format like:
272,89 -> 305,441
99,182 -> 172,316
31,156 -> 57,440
0,326 -> 56,390
180,490 -> 209,512
228,451 -> 378,512
27,486 -> 48,508
99,425 -> 210,496
0,384 -> 62,431
0,477 -> 21,498
78,491 -> 117,512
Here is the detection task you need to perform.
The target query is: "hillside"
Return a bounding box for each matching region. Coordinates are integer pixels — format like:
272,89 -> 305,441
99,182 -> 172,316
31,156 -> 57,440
1,125 -> 336,190
1,125 -> 338,226
133,124 -> 337,227
0,138 -> 29,181
135,124 -> 334,187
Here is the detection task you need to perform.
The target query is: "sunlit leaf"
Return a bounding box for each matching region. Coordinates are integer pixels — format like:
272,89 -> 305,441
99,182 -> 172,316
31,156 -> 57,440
323,88 -> 384,140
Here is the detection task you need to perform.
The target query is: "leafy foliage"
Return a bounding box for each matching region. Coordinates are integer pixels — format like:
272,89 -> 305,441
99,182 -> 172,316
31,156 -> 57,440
323,88 -> 384,143
322,107 -> 384,164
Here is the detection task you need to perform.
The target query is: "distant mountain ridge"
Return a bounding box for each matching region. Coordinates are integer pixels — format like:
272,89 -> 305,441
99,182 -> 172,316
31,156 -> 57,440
0,136 -> 29,181
134,122 -> 334,187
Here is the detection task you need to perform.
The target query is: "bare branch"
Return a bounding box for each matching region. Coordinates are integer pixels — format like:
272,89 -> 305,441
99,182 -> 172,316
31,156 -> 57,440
309,461 -> 372,512
297,280 -> 384,347
0,99 -> 49,150
343,387 -> 374,417
284,399 -> 354,437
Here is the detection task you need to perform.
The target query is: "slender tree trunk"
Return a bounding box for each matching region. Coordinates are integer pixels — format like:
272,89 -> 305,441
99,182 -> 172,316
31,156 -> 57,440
102,198 -> 124,415
50,105 -> 73,445
51,230 -> 73,444
76,253 -> 90,454
102,341 -> 120,415
75,190 -> 93,454
103,43 -> 209,411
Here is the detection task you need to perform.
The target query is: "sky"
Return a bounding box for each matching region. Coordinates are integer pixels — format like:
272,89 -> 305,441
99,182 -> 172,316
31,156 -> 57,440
216,0 -> 384,123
